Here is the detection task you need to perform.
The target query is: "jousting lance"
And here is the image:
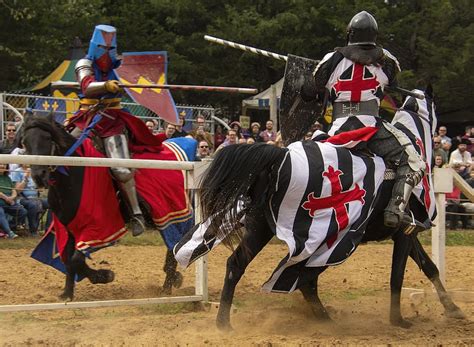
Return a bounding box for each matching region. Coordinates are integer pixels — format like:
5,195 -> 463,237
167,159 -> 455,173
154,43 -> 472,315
51,81 -> 258,94
204,34 -> 424,100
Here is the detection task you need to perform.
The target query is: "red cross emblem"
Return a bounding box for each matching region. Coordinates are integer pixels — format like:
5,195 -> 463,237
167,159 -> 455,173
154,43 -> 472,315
415,138 -> 431,210
333,64 -> 379,102
302,166 -> 366,248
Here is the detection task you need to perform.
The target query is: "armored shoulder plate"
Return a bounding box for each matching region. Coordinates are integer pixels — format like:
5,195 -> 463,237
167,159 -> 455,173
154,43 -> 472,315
75,58 -> 94,83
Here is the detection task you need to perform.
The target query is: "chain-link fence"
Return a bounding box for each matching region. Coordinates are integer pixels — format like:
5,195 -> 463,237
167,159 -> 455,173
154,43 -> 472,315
0,92 -> 215,139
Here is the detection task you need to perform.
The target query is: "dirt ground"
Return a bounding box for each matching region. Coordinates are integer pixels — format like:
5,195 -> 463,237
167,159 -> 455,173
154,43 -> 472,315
0,242 -> 473,346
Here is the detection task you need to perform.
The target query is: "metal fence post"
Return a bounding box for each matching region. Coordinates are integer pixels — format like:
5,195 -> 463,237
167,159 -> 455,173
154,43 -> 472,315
0,93 -> 5,141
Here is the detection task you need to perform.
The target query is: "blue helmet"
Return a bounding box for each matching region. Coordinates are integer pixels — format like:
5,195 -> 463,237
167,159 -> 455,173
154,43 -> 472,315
87,24 -> 118,71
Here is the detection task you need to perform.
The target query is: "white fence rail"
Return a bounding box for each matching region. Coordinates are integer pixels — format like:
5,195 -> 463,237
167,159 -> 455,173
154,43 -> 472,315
0,155 -> 210,313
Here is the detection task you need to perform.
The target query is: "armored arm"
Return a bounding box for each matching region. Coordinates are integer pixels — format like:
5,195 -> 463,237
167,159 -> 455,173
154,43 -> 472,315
381,49 -> 401,88
75,59 -> 120,97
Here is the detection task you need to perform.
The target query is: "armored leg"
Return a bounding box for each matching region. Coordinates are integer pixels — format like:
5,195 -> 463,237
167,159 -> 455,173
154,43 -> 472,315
103,134 -> 145,236
366,123 -> 426,231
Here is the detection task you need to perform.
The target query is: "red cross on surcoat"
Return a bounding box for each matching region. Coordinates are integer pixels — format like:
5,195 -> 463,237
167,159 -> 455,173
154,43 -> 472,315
302,166 -> 366,248
415,138 -> 431,210
333,64 -> 379,102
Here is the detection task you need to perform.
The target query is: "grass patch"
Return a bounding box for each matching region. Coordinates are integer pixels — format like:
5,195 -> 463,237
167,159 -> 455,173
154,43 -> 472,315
417,229 -> 474,246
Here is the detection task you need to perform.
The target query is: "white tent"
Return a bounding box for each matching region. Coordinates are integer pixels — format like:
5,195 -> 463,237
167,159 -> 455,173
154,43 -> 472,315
242,78 -> 283,110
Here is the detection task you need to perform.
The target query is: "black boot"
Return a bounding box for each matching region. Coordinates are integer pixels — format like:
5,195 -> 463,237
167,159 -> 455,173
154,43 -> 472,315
130,214 -> 146,237
384,196 -> 405,228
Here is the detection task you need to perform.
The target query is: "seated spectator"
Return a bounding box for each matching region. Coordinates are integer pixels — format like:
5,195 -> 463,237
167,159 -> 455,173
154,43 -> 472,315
0,123 -> 17,154
259,120 -> 277,143
193,115 -> 207,132
194,126 -> 214,151
214,125 -> 226,149
249,122 -> 263,143
461,125 -> 474,155
172,111 -> 188,138
441,139 -> 452,155
433,136 -> 448,164
145,120 -> 156,133
215,129 -> 238,154
438,126 -> 451,146
311,121 -> 323,132
196,140 -> 211,160
304,131 -> 314,141
275,131 -> 284,148
164,123 -> 176,139
0,164 -> 26,238
434,155 -> 446,168
229,121 -> 243,139
238,138 -> 247,144
449,138 -> 472,179
11,164 -> 50,236
247,137 -> 256,144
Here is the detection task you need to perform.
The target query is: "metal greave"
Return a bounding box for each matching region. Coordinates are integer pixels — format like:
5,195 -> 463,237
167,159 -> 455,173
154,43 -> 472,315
103,134 -> 142,216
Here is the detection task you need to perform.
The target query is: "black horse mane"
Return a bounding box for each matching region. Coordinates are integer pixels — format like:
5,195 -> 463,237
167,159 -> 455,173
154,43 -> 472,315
22,113 -> 75,153
200,143 -> 286,247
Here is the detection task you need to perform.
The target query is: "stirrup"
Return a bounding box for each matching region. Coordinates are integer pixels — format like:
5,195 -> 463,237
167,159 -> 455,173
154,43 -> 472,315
129,214 -> 146,237
400,211 -> 428,235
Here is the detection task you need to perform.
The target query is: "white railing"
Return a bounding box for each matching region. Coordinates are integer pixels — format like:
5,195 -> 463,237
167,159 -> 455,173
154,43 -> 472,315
0,155 -> 210,312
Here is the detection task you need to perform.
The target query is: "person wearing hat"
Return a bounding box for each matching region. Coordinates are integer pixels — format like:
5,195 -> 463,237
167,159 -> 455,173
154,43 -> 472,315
449,138 -> 472,179
249,122 -> 263,142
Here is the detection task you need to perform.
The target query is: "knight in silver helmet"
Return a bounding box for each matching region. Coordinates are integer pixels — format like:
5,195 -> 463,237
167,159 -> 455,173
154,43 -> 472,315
300,11 -> 426,231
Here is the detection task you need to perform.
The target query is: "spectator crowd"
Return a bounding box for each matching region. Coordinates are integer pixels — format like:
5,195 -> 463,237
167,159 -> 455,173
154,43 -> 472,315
1,108 -> 473,240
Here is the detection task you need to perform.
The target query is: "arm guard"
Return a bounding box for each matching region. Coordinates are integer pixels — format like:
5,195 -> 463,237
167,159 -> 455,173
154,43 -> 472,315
74,58 -> 108,97
381,49 -> 401,87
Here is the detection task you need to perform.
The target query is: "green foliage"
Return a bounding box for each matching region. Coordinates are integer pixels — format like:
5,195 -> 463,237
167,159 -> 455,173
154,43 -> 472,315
0,0 -> 473,120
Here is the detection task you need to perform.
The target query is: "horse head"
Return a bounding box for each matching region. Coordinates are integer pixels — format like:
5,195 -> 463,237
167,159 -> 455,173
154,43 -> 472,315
21,112 -> 75,188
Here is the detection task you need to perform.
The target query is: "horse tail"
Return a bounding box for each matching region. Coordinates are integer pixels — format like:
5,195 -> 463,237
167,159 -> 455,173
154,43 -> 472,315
200,143 -> 286,245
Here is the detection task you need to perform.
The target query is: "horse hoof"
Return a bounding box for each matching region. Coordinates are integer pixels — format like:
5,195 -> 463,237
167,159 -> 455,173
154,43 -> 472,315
391,317 -> 412,329
59,292 -> 73,302
446,308 -> 466,320
90,270 -> 115,284
216,319 -> 233,332
161,285 -> 172,295
173,272 -> 183,289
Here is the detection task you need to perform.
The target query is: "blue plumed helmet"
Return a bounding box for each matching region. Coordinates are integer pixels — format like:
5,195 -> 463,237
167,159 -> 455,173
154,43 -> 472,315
87,24 -> 118,71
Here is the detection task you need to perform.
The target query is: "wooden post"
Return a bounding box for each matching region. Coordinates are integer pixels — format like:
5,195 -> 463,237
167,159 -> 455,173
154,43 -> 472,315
432,168 -> 453,285
269,83 -> 278,126
187,161 -> 210,303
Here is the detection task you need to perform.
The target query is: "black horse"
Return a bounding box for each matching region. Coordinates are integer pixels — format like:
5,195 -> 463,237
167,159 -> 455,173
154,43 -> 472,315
183,89 -> 465,329
20,113 -> 184,300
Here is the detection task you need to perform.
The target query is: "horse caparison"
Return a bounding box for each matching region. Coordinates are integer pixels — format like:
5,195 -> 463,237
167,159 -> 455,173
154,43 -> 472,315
20,113 -> 183,300
198,91 -> 465,330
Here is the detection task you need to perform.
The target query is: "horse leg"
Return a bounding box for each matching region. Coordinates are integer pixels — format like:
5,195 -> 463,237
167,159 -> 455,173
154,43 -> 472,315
70,251 -> 115,285
389,231 -> 413,328
298,267 -> 331,321
410,237 -> 465,319
59,234 -> 77,301
162,249 -> 183,294
216,220 -> 274,331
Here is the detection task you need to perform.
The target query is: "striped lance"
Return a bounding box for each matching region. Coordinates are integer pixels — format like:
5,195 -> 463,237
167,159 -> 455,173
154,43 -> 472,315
204,35 -> 424,100
204,35 -> 288,61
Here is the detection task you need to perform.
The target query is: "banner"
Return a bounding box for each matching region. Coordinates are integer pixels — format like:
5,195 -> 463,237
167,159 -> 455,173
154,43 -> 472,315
115,51 -> 179,124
